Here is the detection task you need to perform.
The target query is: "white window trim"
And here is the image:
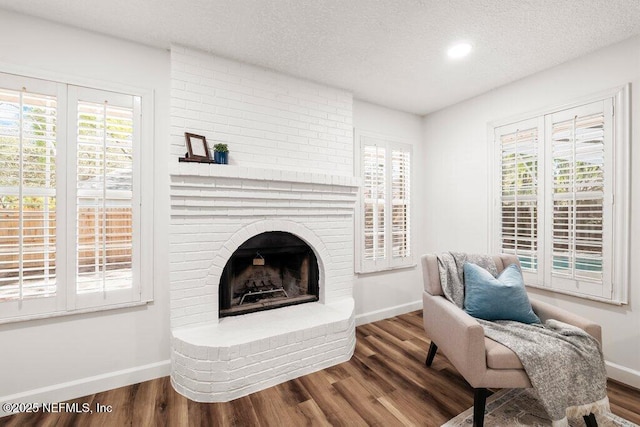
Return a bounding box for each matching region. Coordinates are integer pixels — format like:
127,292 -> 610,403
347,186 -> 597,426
354,129 -> 415,274
487,84 -> 630,305
0,70 -> 154,323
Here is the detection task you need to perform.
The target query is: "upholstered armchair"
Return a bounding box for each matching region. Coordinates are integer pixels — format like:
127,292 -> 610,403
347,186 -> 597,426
421,254 -> 602,427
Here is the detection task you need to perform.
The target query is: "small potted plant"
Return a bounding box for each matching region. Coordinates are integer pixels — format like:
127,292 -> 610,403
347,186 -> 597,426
213,143 -> 229,164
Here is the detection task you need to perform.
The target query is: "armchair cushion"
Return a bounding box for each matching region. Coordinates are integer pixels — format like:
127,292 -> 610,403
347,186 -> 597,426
463,262 -> 541,324
485,338 -> 524,369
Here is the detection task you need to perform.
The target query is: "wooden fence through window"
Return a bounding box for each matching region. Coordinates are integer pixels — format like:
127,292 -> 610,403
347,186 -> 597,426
0,209 -> 132,280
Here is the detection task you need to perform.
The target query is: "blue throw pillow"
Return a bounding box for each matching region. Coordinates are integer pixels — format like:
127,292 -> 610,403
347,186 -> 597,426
463,262 -> 540,324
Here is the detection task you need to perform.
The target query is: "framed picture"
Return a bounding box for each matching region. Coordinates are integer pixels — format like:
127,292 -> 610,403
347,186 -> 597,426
184,132 -> 211,161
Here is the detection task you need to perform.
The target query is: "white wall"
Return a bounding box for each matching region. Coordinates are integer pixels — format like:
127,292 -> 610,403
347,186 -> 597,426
0,10 -> 171,404
352,100 -> 425,324
421,36 -> 640,388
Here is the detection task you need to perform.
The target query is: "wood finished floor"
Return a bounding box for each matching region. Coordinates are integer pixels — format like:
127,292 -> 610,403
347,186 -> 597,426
2,311 -> 640,427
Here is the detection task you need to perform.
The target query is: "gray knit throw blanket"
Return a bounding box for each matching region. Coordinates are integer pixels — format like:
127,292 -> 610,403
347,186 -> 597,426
436,252 -> 609,426
437,252 -> 498,308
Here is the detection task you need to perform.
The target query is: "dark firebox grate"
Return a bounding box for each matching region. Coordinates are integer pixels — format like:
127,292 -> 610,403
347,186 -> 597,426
219,232 -> 319,317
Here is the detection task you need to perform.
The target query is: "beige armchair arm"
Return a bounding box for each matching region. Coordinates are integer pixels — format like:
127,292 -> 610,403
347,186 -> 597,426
422,292 -> 488,386
530,298 -> 602,344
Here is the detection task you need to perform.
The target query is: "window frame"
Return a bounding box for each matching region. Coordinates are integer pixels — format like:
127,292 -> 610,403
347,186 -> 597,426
355,130 -> 414,274
0,71 -> 154,323
488,84 -> 630,304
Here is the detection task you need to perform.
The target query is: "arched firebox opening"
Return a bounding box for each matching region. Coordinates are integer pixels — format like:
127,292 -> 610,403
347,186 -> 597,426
219,231 -> 320,318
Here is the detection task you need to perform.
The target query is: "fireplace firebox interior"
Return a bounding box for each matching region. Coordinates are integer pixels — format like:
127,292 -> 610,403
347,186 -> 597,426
219,232 -> 319,317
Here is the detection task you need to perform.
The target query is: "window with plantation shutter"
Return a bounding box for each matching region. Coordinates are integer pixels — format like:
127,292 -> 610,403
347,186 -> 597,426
497,119 -> 541,284
356,132 -> 413,273
492,86 -> 629,304
391,149 -> 410,259
0,87 -> 58,299
363,144 -> 385,261
0,72 -> 152,322
71,86 -> 139,309
544,102 -> 612,298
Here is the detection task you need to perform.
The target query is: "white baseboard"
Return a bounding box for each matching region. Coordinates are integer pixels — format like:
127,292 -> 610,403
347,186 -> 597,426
606,361 -> 640,390
355,300 -> 422,326
0,360 -> 171,417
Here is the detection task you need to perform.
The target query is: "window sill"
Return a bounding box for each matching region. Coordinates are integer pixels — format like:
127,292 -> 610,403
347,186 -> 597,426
0,299 -> 152,325
356,263 -> 417,276
525,283 -> 626,306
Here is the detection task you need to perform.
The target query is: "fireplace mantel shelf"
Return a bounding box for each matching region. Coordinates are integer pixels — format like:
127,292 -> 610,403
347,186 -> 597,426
170,162 -> 360,188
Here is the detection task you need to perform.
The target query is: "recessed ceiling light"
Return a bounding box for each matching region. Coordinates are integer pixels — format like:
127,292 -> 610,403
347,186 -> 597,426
447,42 -> 472,59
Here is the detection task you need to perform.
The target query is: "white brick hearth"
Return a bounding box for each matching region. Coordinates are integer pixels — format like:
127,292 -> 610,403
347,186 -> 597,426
169,46 -> 358,402
171,299 -> 355,402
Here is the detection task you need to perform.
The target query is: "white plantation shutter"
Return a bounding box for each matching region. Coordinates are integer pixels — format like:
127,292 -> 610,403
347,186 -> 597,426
69,86 -> 140,309
497,118 -> 540,283
492,88 -> 628,304
0,75 -> 63,317
544,100 -> 612,298
363,144 -> 385,262
357,132 -> 413,273
391,149 -> 410,261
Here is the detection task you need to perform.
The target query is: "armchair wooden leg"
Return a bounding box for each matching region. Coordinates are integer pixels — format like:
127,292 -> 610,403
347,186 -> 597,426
473,388 -> 488,427
583,413 -> 598,427
425,342 -> 438,366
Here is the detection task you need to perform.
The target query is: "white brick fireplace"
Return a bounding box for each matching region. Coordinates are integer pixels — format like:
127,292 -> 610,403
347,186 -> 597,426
169,46 -> 358,402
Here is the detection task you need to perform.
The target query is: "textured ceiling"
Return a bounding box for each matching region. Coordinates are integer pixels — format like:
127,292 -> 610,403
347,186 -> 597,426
1,0 -> 639,115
